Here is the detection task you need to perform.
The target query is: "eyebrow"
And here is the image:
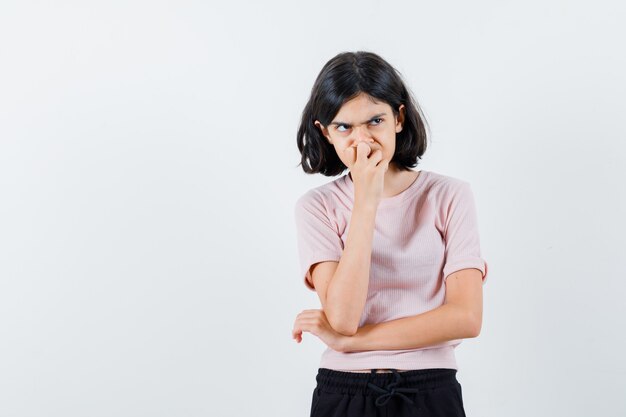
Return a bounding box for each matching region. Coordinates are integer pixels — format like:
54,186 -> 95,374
330,113 -> 387,127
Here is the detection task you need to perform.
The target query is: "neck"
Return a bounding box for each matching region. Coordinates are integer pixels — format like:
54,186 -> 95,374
349,164 -> 416,199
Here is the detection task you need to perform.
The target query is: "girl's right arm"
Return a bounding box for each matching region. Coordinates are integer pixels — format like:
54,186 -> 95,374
311,142 -> 388,336
317,201 -> 377,336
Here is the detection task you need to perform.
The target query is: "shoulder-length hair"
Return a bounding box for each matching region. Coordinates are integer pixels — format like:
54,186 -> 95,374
296,51 -> 430,176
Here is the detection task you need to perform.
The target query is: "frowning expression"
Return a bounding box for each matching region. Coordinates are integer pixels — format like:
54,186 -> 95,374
315,92 -> 405,170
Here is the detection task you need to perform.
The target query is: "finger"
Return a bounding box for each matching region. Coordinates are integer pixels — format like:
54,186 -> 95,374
374,155 -> 387,168
292,324 -> 303,338
296,310 -> 309,317
368,149 -> 383,165
356,142 -> 371,162
343,147 -> 357,170
299,309 -> 321,314
298,310 -> 323,319
295,319 -> 319,334
299,317 -> 322,330
293,314 -> 321,330
293,325 -> 306,339
293,329 -> 302,343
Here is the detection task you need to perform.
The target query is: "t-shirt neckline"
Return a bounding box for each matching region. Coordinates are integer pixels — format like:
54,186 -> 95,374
343,169 -> 428,209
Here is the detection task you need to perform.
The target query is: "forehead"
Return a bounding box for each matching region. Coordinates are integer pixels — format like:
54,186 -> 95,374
333,93 -> 391,120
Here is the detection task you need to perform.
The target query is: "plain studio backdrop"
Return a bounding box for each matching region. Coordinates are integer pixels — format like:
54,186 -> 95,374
1,1 -> 625,416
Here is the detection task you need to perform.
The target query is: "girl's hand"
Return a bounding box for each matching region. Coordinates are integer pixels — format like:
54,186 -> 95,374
344,141 -> 389,208
292,309 -> 348,352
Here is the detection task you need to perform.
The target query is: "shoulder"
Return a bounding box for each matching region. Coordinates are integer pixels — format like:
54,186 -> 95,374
422,170 -> 471,199
294,175 -> 346,214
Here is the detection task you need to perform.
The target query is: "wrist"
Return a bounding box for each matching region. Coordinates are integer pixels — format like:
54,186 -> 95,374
353,200 -> 378,215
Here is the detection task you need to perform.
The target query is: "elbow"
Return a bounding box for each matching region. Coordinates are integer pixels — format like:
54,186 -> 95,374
336,324 -> 358,337
466,312 -> 482,338
325,296 -> 362,337
328,316 -> 359,337
326,309 -> 359,336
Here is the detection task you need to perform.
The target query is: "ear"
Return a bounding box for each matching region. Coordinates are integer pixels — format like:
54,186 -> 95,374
395,104 -> 405,133
314,120 -> 332,144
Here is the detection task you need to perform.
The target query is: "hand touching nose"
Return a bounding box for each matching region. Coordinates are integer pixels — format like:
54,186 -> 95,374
349,141 -> 389,208
350,138 -> 375,151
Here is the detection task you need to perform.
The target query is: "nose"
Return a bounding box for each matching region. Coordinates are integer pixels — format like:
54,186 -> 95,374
350,125 -> 375,146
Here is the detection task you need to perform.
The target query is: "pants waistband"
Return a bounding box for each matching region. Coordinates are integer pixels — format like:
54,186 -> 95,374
316,367 -> 458,397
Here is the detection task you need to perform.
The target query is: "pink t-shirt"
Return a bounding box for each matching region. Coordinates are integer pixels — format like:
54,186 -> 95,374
293,169 -> 488,371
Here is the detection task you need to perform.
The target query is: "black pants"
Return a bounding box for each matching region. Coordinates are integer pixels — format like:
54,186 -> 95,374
310,368 -> 466,417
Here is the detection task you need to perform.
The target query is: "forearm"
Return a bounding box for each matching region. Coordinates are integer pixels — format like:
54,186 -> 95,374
326,202 -> 377,335
340,303 -> 477,352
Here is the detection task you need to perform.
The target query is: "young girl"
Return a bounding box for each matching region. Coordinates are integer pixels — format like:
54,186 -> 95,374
292,51 -> 488,417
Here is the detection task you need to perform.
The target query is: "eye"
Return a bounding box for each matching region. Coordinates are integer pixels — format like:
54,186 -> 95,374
336,124 -> 350,132
370,118 -> 383,126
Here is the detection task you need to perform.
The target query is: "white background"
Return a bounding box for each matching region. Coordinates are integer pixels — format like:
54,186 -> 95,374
1,1 -> 625,416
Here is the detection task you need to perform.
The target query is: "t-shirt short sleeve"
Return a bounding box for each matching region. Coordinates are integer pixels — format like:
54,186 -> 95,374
294,192 -> 344,291
442,181 -> 489,284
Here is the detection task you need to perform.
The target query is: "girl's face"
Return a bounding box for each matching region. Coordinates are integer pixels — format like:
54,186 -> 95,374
315,92 -> 405,171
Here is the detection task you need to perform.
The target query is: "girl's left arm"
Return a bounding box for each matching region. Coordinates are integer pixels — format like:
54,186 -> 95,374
339,268 -> 483,353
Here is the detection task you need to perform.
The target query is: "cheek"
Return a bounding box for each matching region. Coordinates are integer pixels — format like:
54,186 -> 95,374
336,146 -> 355,163
380,138 -> 395,157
